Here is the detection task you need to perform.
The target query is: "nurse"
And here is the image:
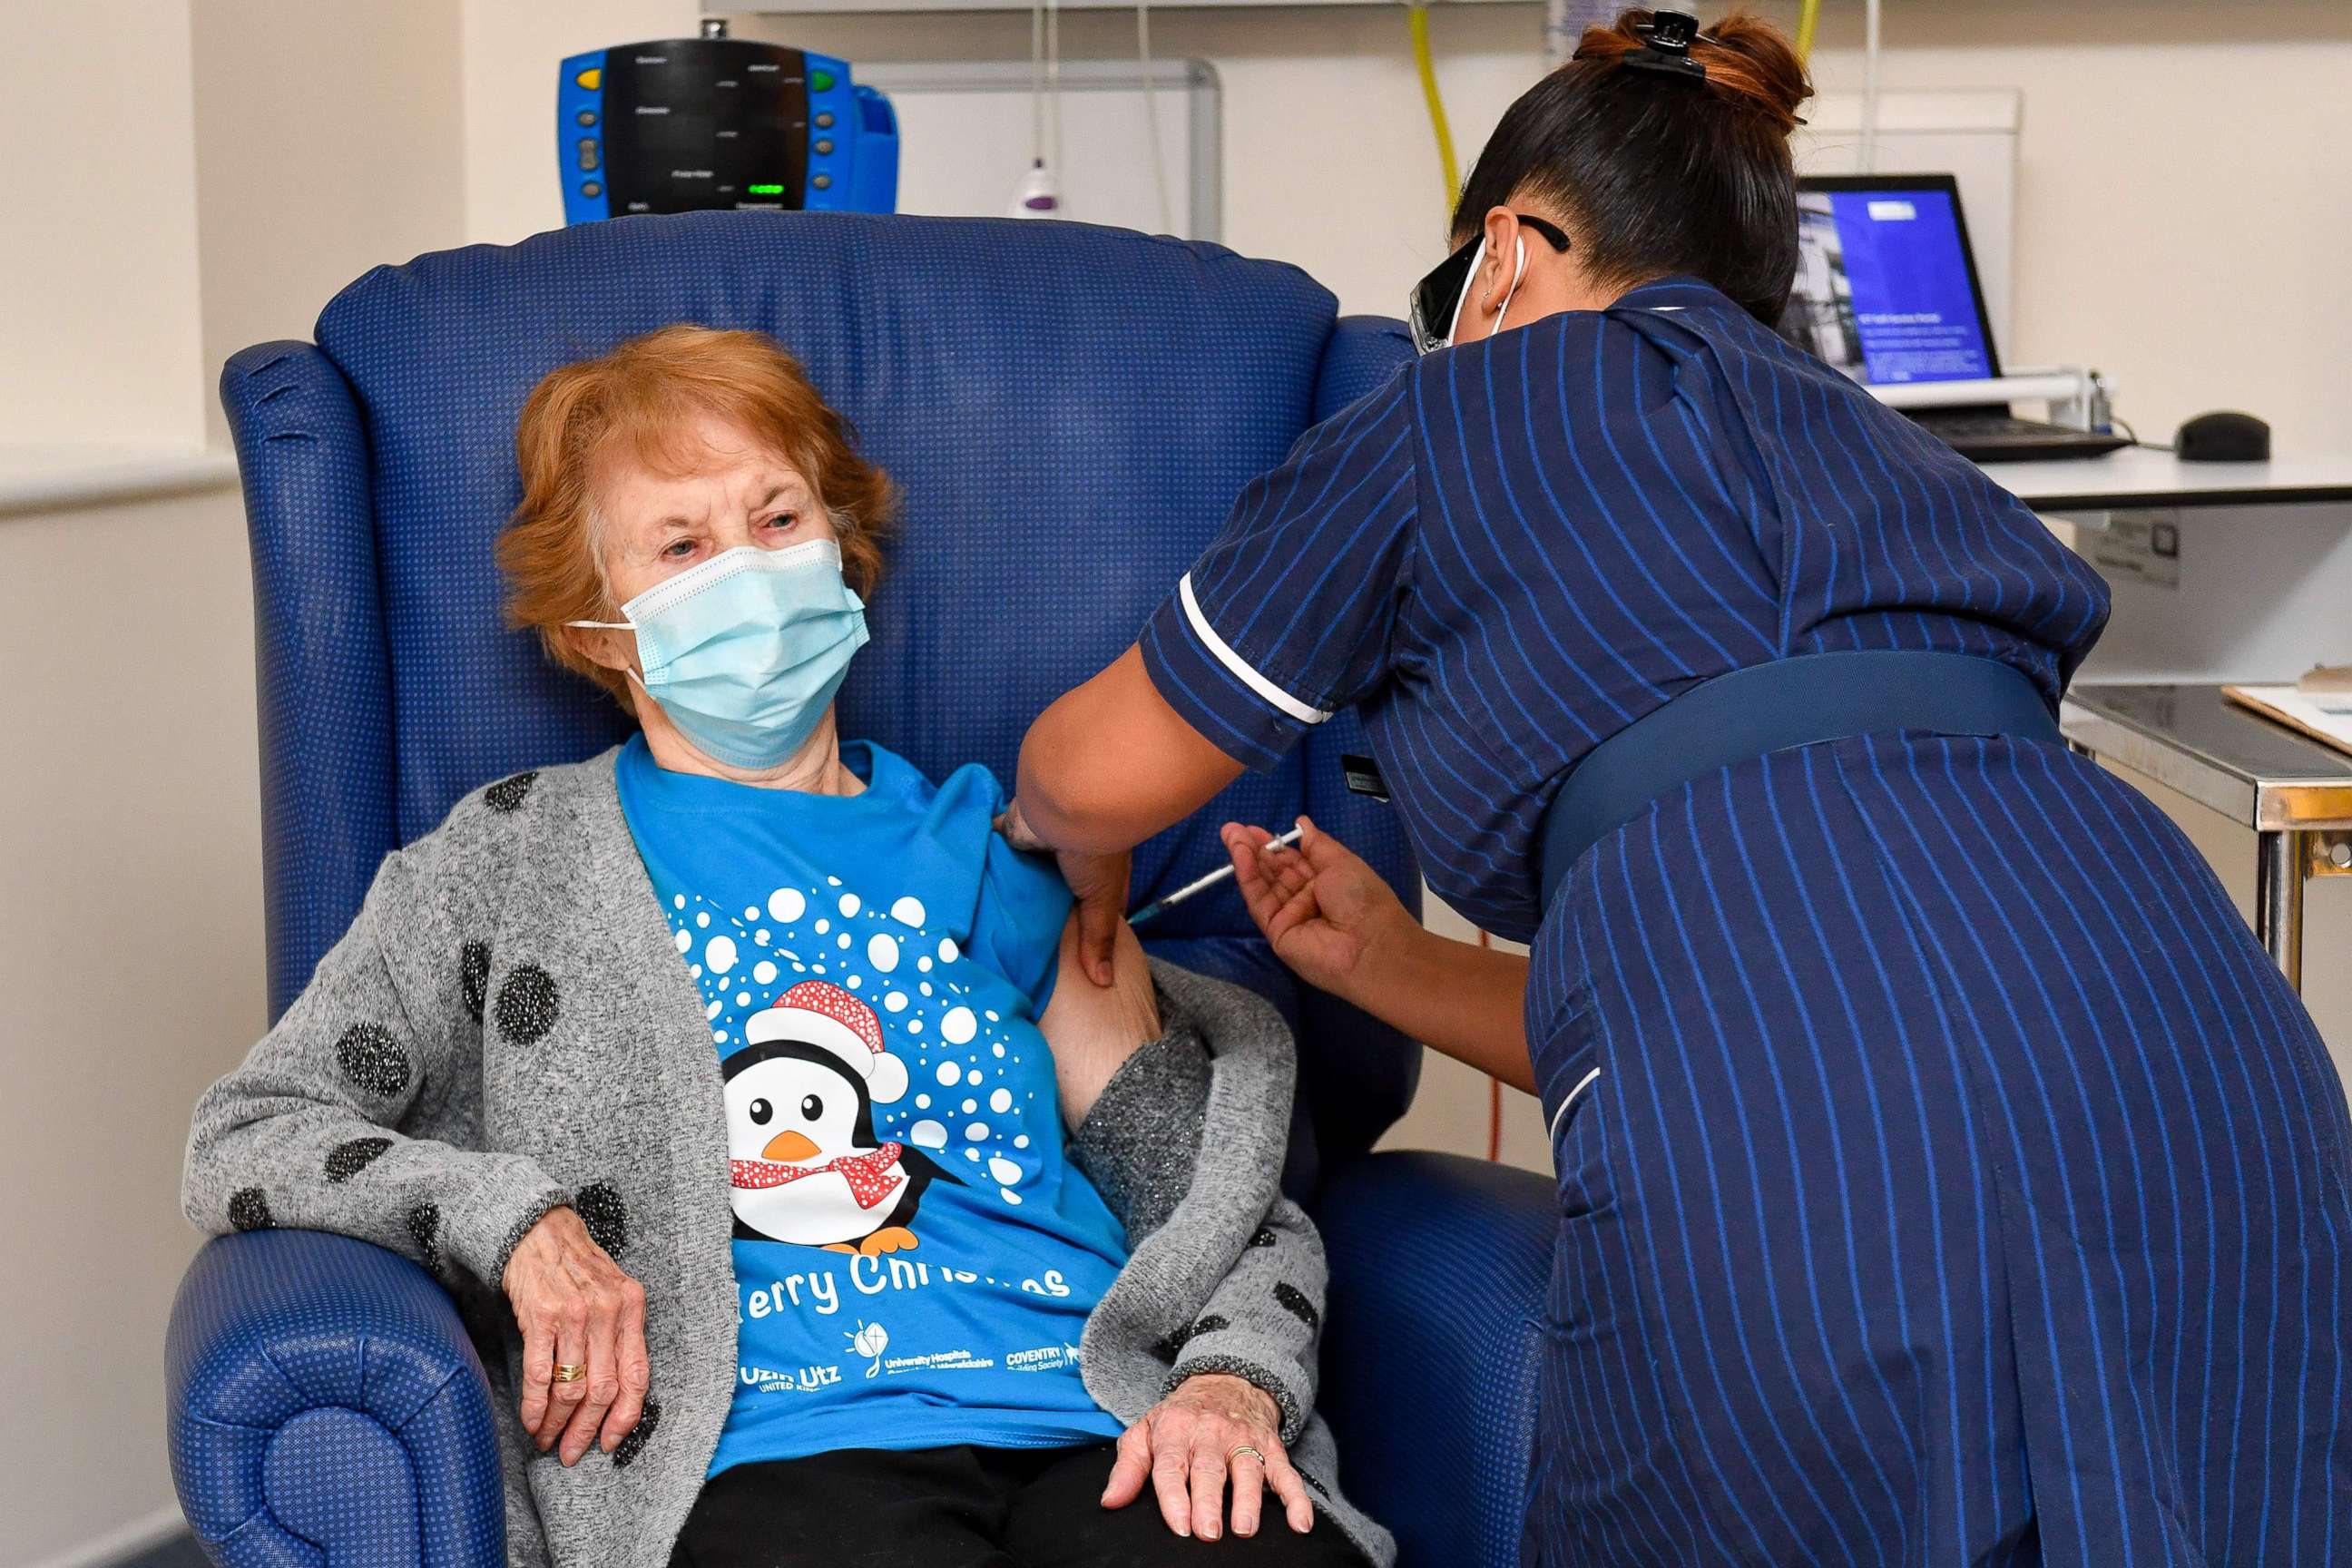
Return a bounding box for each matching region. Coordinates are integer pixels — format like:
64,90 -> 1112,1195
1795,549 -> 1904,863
1007,7 -> 2352,1565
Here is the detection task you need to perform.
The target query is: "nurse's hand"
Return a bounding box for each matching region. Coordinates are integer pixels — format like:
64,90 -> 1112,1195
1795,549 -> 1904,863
1102,1373 -> 1315,1539
1220,816 -> 1416,1004
998,799 -> 1129,987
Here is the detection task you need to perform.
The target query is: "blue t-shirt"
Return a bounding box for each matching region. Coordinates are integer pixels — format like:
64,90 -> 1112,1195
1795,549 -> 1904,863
614,735 -> 1131,1474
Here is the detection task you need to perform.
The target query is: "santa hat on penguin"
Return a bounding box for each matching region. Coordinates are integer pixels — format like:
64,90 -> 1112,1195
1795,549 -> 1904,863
744,980 -> 908,1105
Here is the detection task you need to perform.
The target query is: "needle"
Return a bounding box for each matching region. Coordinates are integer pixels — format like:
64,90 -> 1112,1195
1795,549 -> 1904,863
1127,826 -> 1306,926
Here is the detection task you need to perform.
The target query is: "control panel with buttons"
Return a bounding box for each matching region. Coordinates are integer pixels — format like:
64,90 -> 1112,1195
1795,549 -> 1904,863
558,38 -> 897,225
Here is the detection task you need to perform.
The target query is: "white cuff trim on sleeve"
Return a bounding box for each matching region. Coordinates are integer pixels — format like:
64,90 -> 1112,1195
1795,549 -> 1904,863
1178,573 -> 1333,727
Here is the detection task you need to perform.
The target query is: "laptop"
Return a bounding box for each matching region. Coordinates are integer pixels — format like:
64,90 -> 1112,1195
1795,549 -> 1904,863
1779,173 -> 2127,463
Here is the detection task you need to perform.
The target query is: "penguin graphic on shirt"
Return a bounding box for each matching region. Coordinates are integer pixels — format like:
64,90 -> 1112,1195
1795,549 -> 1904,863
722,981 -> 955,1255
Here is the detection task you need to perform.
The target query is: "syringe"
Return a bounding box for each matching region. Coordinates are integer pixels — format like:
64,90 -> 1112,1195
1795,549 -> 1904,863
1127,825 -> 1307,926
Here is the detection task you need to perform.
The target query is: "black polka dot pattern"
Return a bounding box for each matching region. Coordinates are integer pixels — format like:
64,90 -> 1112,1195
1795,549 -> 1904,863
1298,1469 -> 1329,1499
460,942 -> 490,1024
484,771 -> 538,812
611,1394 -> 660,1469
1155,1313 -> 1230,1361
494,964 -> 560,1044
407,1203 -> 442,1275
325,1136 -> 394,1184
335,1022 -> 412,1098
1247,1226 -> 1278,1249
229,1187 -> 275,1231
1272,1281 -> 1320,1334
574,1181 -> 629,1260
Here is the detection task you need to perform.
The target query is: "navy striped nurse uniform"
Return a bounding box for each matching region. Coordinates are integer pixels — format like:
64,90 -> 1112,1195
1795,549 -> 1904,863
1138,275 -> 2352,1565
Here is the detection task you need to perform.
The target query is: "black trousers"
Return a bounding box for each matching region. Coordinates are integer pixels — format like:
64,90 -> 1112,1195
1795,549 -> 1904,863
669,1442 -> 1370,1568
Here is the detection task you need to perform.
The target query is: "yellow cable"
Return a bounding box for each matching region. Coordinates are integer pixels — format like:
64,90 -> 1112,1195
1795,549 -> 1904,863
1795,0 -> 1820,61
1407,2 -> 1460,211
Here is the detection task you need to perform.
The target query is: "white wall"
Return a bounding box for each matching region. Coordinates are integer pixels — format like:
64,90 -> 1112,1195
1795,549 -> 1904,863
4,3 -> 471,1558
191,0 -> 469,436
0,0 -> 207,451
461,0 -> 701,243
0,489 -> 265,1563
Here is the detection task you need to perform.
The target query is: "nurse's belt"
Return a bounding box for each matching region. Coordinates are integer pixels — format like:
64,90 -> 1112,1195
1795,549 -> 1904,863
1535,651 -> 2061,910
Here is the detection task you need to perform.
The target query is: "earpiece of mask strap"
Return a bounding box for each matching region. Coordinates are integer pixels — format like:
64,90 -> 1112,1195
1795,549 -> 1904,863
1494,234 -> 1528,337
558,618 -> 646,687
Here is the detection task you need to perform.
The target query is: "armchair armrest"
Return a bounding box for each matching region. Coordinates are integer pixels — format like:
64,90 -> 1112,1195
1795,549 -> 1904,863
167,1229 -> 506,1566
1316,1151 -> 1554,1568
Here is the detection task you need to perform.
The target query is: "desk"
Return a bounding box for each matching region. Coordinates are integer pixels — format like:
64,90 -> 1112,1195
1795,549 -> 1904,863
1984,450 -> 2352,706
2061,684 -> 2352,988
1984,448 -> 2352,513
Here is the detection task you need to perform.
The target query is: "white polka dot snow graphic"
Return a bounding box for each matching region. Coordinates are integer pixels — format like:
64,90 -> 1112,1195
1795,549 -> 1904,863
670,879 -> 1035,1207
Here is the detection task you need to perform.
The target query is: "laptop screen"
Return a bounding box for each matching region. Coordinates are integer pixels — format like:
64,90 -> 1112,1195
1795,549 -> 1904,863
1779,175 -> 2002,386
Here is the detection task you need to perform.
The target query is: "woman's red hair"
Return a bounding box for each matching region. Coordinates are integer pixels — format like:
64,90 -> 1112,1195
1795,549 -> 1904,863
498,325 -> 897,708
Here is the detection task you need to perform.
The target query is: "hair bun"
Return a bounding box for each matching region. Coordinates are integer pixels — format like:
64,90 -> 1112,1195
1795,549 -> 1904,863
1694,11 -> 1811,133
1577,8 -> 1811,136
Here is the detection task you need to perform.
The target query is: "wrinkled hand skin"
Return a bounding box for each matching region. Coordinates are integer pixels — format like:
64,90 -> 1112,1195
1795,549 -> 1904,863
1103,1372 -> 1317,1541
503,1205 -> 652,1465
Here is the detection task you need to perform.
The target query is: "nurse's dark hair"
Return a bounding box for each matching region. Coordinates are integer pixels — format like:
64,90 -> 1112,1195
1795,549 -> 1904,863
1452,7 -> 1809,324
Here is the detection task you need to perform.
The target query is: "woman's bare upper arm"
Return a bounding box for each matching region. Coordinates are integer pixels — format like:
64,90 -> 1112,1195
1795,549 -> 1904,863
1038,912 -> 1164,1125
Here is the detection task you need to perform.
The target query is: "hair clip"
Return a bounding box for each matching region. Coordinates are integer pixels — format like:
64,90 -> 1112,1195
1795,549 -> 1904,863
1618,9 -> 1710,83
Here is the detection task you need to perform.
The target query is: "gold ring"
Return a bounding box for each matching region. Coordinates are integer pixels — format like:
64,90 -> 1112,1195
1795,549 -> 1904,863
1228,1444 -> 1267,1466
551,1362 -> 589,1384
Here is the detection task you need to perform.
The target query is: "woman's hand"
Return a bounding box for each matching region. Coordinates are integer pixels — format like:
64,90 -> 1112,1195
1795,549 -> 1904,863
999,798 -> 1130,988
503,1205 -> 651,1465
1221,816 -> 1419,1004
1102,1372 -> 1314,1540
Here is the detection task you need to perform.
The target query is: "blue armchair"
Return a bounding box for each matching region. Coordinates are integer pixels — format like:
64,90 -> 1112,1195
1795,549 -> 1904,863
172,213 -> 1553,1566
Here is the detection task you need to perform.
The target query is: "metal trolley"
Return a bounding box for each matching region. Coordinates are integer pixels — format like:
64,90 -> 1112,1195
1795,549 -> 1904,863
2063,683 -> 2352,990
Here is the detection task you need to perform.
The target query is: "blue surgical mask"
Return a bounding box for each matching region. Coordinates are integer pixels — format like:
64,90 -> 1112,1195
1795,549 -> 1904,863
573,541 -> 869,769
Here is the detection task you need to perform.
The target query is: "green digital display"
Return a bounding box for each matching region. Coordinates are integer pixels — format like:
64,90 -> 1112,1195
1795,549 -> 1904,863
747,183 -> 786,195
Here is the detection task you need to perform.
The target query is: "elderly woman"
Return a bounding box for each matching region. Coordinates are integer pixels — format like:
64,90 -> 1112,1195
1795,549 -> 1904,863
182,325 -> 1390,1568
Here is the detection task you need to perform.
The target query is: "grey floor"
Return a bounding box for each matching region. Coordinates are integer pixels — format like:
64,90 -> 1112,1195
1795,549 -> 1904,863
120,1534 -> 210,1568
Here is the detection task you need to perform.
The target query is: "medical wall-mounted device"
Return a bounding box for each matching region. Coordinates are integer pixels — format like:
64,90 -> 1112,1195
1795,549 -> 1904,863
559,22 -> 897,225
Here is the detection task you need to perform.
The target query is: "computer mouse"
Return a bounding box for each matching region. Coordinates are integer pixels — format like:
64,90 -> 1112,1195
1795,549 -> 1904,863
2174,410 -> 2270,463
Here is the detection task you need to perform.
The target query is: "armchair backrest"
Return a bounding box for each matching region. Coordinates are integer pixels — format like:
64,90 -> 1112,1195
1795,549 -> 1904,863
223,212 -> 1419,1181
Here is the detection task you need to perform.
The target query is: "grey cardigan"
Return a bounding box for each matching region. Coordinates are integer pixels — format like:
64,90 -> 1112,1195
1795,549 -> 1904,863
182,754 -> 1395,1567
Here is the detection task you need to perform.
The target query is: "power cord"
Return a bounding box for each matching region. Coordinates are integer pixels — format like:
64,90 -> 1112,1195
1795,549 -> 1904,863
1407,2 -> 1461,209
